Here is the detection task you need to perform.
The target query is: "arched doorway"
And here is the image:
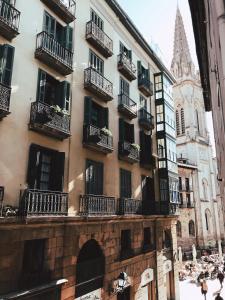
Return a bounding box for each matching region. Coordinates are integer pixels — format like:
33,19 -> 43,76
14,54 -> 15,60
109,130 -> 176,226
75,239 -> 105,299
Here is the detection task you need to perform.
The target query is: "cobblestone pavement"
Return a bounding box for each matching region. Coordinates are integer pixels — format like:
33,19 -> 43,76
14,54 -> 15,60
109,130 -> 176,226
180,278 -> 225,300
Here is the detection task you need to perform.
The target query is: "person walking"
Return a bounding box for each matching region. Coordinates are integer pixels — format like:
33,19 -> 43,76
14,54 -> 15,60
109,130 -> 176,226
201,279 -> 208,300
215,293 -> 224,300
218,272 -> 225,288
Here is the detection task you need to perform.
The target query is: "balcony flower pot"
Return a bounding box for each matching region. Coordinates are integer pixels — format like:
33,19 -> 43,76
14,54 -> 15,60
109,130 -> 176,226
131,143 -> 141,152
100,127 -> 112,137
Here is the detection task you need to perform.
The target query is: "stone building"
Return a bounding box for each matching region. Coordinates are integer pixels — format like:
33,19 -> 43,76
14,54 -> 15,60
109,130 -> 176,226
171,7 -> 225,254
0,0 -> 179,300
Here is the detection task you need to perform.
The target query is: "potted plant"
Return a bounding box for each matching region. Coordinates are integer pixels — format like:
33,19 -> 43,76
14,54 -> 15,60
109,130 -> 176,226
100,127 -> 112,137
51,105 -> 64,117
131,143 -> 141,152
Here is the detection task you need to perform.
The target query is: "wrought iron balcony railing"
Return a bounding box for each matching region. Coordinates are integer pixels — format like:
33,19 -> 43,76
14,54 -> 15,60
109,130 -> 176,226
83,124 -> 113,154
118,141 -> 140,163
35,31 -> 73,75
118,198 -> 142,215
159,202 -> 179,216
19,189 -> 68,216
117,53 -> 136,81
86,21 -> 113,58
41,0 -> 76,24
138,108 -> 154,131
118,93 -> 137,119
0,0 -> 20,40
29,101 -> 71,140
0,82 -> 11,120
138,74 -> 153,97
79,194 -> 116,216
84,67 -> 113,101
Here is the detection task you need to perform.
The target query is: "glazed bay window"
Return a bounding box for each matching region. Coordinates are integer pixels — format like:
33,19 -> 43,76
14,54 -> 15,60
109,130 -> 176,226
0,44 -> 14,119
83,96 -> 113,153
79,160 -> 116,216
19,144 -> 68,216
86,9 -> 113,57
118,77 -> 137,119
35,12 -> 73,75
118,118 -> 140,163
29,69 -> 71,139
120,229 -> 133,260
84,50 -> 113,101
0,0 -> 20,40
157,138 -> 166,169
137,61 -> 153,96
118,42 -> 136,81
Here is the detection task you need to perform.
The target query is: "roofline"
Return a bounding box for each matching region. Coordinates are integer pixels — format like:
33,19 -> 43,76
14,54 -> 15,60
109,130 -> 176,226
178,162 -> 198,169
105,0 -> 176,84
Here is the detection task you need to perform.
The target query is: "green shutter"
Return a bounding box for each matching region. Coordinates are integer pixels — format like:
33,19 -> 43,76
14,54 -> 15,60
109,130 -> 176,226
129,123 -> 134,143
103,107 -> 108,128
85,160 -> 103,195
50,151 -> 65,191
58,81 -> 71,110
43,12 -> 55,37
27,144 -> 40,189
119,118 -> 125,141
128,50 -> 132,60
0,45 -> 15,86
36,69 -> 46,102
84,96 -> 92,125
63,25 -> 73,51
137,61 -> 142,76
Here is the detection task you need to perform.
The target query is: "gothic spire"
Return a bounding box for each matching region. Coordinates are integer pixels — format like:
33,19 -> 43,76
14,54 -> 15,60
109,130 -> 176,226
170,7 -> 195,80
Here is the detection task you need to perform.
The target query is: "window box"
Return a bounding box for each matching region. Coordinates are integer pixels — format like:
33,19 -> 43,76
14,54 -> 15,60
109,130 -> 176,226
118,53 -> 136,81
0,0 -> 20,40
118,93 -> 137,119
79,194 -> 116,216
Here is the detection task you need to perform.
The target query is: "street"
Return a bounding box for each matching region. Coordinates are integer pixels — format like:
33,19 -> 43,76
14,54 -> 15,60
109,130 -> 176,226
180,278 -> 225,300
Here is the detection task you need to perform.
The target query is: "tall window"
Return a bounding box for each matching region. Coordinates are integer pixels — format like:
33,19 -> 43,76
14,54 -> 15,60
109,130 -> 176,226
181,108 -> 185,134
205,209 -> 211,232
85,160 -> 103,195
121,229 -> 132,259
120,42 -> 132,59
176,221 -> 182,237
176,110 -> 180,136
189,220 -> 195,236
202,179 -> 208,201
91,9 -> 103,29
89,50 -> 104,74
120,169 -> 131,198
196,109 -> 200,132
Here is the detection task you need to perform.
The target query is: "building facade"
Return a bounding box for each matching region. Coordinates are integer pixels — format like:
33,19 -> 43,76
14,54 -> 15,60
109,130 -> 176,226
0,0 -> 179,299
188,0 -> 225,238
171,7 -> 225,254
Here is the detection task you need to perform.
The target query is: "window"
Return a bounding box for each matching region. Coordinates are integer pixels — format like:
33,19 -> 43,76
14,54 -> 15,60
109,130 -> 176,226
37,69 -> 71,111
160,179 -> 168,202
140,131 -> 152,164
181,108 -> 185,134
157,138 -> 165,158
119,118 -> 134,143
120,169 -> 131,198
185,178 -> 190,191
186,194 -> 191,207
179,193 -> 183,205
83,96 -> 108,129
120,77 -> 130,96
205,212 -> 209,230
178,177 -> 182,190
176,110 -> 180,136
22,239 -> 45,274
91,9 -> 103,30
196,109 -> 200,132
143,227 -> 151,251
120,42 -> 132,59
27,144 -> 65,191
89,50 -> 104,74
0,44 -> 15,86
120,229 -> 132,259
176,221 -> 182,237
85,160 -> 103,195
137,61 -> 150,80
163,229 -> 171,248
189,220 -> 195,236
140,95 -> 147,110
205,209 -> 211,232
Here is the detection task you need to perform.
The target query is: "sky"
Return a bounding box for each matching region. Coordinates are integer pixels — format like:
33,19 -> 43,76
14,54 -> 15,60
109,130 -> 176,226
117,0 -> 215,153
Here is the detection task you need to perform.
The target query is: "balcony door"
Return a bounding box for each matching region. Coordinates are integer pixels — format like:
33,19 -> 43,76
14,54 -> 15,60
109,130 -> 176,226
84,96 -> 108,129
120,169 -> 131,199
119,118 -> 134,143
120,77 -> 129,96
85,160 -> 103,195
141,176 -> 155,214
27,144 -> 65,191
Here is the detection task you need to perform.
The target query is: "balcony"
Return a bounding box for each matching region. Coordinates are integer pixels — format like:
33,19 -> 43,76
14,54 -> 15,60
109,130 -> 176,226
140,155 -> 156,170
138,108 -> 154,131
118,94 -> 137,119
118,141 -> 140,164
159,202 -> 179,215
0,83 -> 11,120
41,0 -> 76,24
83,124 -> 113,154
86,21 -> 113,58
138,74 -> 153,97
0,0 -> 20,40
117,53 -> 136,81
29,102 -> 71,140
19,189 -> 68,216
79,194 -> 116,216
84,67 -> 113,101
35,31 -> 73,76
118,198 -> 142,215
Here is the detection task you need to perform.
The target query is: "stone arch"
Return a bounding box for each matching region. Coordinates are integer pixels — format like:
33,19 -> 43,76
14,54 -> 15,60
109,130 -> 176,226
188,220 -> 195,236
75,239 -> 105,298
176,220 -> 182,237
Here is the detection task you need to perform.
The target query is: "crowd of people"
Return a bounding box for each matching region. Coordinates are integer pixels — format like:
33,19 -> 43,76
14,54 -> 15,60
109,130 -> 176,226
179,254 -> 225,299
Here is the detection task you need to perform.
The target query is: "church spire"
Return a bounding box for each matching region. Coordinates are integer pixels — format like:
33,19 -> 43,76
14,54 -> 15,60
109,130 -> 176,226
171,7 -> 195,80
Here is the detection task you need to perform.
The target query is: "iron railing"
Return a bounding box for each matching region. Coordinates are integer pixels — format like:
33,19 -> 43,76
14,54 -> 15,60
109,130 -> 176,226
118,53 -> 136,75
30,101 -> 71,138
84,67 -> 113,100
139,108 -> 154,129
0,82 -> 11,114
36,31 -> 73,69
118,198 -> 142,215
118,93 -> 137,116
0,0 -> 20,32
79,194 -> 116,216
119,141 -> 140,162
86,21 -> 113,55
138,74 -> 153,94
20,189 -> 68,216
83,124 -> 113,151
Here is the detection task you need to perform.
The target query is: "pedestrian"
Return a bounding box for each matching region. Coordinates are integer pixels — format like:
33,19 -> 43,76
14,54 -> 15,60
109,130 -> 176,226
215,293 -> 224,300
217,271 -> 224,288
201,279 -> 208,300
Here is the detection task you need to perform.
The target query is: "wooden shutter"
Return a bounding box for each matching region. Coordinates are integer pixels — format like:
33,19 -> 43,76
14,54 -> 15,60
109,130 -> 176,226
43,12 -> 55,37
119,118 -> 125,141
0,45 -> 15,86
137,61 -> 142,76
57,81 -> 70,110
120,169 -> 131,198
128,50 -> 132,60
63,25 -> 73,51
84,96 -> 92,125
50,151 -> 65,191
120,77 -> 129,95
85,160 -> 103,195
36,69 -> 46,103
27,144 -> 40,189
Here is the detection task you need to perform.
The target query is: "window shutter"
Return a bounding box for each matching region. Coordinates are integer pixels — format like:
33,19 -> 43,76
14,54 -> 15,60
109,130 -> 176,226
58,81 -> 71,110
129,123 -> 134,143
140,130 -> 146,162
119,118 -> 125,141
96,162 -> 103,195
43,12 -> 55,37
148,176 -> 155,212
36,69 -> 46,102
0,45 -> 15,86
103,107 -> 108,128
84,96 -> 92,125
50,151 -> 65,191
63,25 -> 73,51
27,144 -> 40,189
137,61 -> 142,76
